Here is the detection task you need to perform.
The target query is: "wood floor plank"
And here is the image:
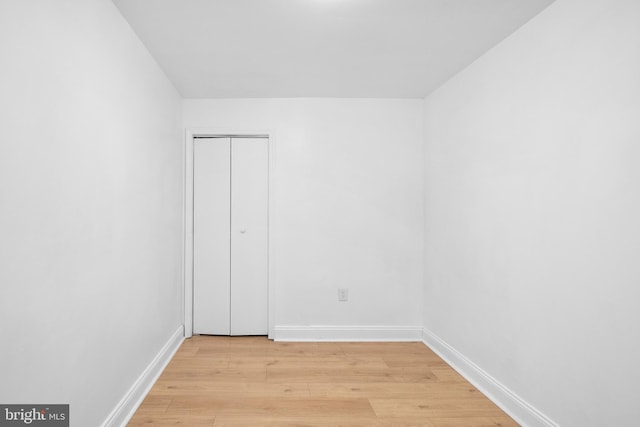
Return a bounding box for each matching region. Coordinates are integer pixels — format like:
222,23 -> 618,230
128,414 -> 216,426
164,397 -> 375,418
308,382 -> 481,399
369,397 -> 509,418
425,417 -> 519,427
149,381 -> 310,398
211,415 -> 387,427
127,336 -> 518,426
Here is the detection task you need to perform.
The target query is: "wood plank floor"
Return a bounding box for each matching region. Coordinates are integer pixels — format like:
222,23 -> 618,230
128,336 -> 518,427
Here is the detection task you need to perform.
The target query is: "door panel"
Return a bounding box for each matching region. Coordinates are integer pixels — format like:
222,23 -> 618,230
193,138 -> 231,335
230,138 -> 269,335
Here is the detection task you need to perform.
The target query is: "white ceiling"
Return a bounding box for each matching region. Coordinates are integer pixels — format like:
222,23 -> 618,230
113,0 -> 554,98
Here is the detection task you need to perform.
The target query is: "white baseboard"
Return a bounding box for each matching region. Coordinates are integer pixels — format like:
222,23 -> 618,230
421,328 -> 558,427
274,325 -> 423,341
101,325 -> 184,427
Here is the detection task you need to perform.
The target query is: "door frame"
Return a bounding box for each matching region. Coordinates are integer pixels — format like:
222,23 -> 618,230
183,127 -> 276,339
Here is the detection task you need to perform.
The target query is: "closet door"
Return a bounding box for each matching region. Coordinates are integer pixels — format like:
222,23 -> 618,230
193,137 -> 231,335
230,138 -> 269,335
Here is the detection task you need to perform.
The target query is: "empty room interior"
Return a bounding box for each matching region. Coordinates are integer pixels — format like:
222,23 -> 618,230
1,0 -> 639,426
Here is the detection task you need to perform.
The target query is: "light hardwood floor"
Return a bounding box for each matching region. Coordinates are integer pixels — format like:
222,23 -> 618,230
128,336 -> 518,426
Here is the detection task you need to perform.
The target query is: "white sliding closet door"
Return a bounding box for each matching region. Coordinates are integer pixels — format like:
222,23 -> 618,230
192,136 -> 268,336
230,138 -> 269,335
193,137 -> 231,335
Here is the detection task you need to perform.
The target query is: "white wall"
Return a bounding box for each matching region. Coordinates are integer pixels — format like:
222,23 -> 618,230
422,0 -> 640,425
0,1 -> 183,426
184,99 -> 424,337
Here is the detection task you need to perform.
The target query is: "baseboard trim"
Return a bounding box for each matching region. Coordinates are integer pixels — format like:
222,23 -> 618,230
101,325 -> 184,427
421,328 -> 558,427
274,325 -> 422,341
